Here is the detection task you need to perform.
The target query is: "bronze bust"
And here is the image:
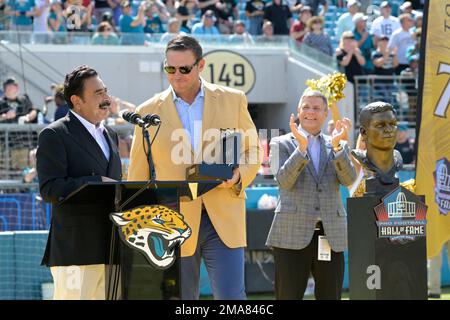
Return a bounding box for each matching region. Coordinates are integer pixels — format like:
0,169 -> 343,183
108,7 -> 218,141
352,102 -> 403,187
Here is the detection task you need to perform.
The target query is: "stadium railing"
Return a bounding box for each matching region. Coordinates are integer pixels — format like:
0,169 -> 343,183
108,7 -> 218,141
354,74 -> 419,128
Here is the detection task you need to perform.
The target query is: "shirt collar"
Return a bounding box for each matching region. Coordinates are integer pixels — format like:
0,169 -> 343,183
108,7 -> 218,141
298,126 -> 323,141
171,79 -> 205,103
70,110 -> 105,135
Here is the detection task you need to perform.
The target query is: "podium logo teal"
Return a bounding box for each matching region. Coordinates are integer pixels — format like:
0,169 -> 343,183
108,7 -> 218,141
110,205 -> 192,269
434,158 -> 450,215
374,186 -> 427,242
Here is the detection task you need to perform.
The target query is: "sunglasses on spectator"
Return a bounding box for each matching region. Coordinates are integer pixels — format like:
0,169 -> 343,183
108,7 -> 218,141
163,59 -> 200,74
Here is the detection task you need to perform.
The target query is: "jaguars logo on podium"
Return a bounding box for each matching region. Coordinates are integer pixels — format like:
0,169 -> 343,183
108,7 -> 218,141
110,205 -> 191,269
374,186 -> 427,242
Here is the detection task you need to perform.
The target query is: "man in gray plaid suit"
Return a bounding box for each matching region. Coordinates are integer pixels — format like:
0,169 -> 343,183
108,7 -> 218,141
266,89 -> 357,300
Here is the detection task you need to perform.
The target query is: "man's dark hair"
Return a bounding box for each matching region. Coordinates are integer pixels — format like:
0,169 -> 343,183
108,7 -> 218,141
165,35 -> 203,61
64,65 -> 98,109
359,101 -> 396,128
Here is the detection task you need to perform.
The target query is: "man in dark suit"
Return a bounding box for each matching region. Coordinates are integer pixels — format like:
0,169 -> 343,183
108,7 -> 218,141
266,89 -> 357,300
36,65 -> 122,300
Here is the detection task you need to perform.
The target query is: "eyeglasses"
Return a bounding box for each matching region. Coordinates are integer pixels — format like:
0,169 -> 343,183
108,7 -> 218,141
163,59 -> 199,75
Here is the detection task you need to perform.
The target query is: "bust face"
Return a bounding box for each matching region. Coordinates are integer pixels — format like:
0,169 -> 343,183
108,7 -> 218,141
363,110 -> 398,152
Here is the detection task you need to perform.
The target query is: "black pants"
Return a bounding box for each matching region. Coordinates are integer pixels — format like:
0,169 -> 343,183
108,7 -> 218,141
272,223 -> 344,300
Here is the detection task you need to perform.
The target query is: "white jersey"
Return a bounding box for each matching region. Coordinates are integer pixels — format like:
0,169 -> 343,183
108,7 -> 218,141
33,0 -> 51,33
388,29 -> 415,65
370,15 -> 401,38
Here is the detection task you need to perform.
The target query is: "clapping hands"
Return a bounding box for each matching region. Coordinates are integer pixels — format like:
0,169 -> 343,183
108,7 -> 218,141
331,118 -> 351,149
289,113 -> 308,153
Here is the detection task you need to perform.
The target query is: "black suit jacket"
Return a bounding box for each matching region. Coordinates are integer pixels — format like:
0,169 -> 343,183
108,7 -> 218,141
36,111 -> 122,267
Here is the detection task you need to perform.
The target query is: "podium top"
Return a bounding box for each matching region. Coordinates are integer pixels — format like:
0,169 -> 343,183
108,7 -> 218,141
59,180 -> 221,205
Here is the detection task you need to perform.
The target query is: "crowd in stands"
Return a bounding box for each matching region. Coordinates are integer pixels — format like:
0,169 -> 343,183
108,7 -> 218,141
0,0 -> 424,72
0,0 -> 424,84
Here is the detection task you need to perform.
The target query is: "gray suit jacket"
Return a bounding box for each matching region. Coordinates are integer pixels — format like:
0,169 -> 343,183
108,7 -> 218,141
266,132 -> 357,252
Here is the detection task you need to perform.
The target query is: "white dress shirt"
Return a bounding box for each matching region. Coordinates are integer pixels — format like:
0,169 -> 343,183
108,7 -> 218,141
71,110 -> 110,161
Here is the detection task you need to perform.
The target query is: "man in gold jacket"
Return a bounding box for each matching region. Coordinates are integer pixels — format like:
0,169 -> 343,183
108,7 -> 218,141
127,35 -> 261,299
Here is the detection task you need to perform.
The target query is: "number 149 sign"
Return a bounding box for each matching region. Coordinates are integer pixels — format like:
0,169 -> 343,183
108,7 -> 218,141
201,50 -> 256,94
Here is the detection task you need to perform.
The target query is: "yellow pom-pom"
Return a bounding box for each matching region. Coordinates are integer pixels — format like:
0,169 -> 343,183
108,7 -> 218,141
305,72 -> 347,104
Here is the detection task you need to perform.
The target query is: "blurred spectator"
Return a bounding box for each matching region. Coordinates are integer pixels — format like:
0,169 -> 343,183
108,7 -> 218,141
47,0 -> 66,43
296,0 -> 327,16
160,17 -> 185,43
215,0 -> 238,34
192,9 -> 220,38
335,31 -> 365,83
406,27 -> 420,61
400,54 -> 419,111
0,78 -> 37,124
399,1 -> 421,18
394,123 -> 414,164
22,148 -> 38,184
33,0 -> 51,33
93,0 -> 114,25
371,35 -> 397,105
106,95 -> 136,125
0,78 -> 38,170
0,0 -> 11,30
245,0 -> 266,36
372,35 -> 397,76
5,0 -> 36,42
92,21 -> 120,44
370,1 -> 400,46
257,20 -> 276,42
197,0 -> 219,15
176,0 -> 198,33
388,13 -> 415,74
163,0 -> 177,16
119,0 -> 146,45
263,0 -> 292,35
144,2 -> 165,34
353,13 -> 374,73
229,19 -> 254,44
335,0 -> 359,40
412,11 -> 422,31
106,96 -> 135,161
303,16 -> 333,56
65,0 -> 93,44
149,0 -> 170,22
289,5 -> 311,44
110,0 -> 121,26
52,84 -> 70,121
100,10 -> 117,32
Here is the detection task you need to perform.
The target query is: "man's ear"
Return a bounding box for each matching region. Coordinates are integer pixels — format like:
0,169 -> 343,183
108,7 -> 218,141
360,126 -> 367,140
70,95 -> 81,109
197,58 -> 206,72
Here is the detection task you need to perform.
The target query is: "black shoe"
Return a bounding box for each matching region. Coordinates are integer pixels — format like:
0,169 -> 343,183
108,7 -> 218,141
428,293 -> 441,299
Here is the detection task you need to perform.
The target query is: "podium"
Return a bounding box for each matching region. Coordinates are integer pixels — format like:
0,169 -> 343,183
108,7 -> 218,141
347,179 -> 428,300
62,180 -> 219,300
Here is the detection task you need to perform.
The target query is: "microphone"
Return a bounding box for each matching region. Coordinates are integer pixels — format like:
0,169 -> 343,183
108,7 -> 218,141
143,114 -> 161,126
121,111 -> 161,127
121,111 -> 146,127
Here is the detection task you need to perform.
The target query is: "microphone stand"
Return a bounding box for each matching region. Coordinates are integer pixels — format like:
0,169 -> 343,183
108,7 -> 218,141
142,124 -> 156,181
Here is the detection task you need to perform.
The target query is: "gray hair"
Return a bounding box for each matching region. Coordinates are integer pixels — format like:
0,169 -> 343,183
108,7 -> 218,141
299,88 -> 328,110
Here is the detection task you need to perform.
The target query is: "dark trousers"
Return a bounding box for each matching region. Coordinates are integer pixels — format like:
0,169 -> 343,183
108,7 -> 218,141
272,223 -> 344,300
